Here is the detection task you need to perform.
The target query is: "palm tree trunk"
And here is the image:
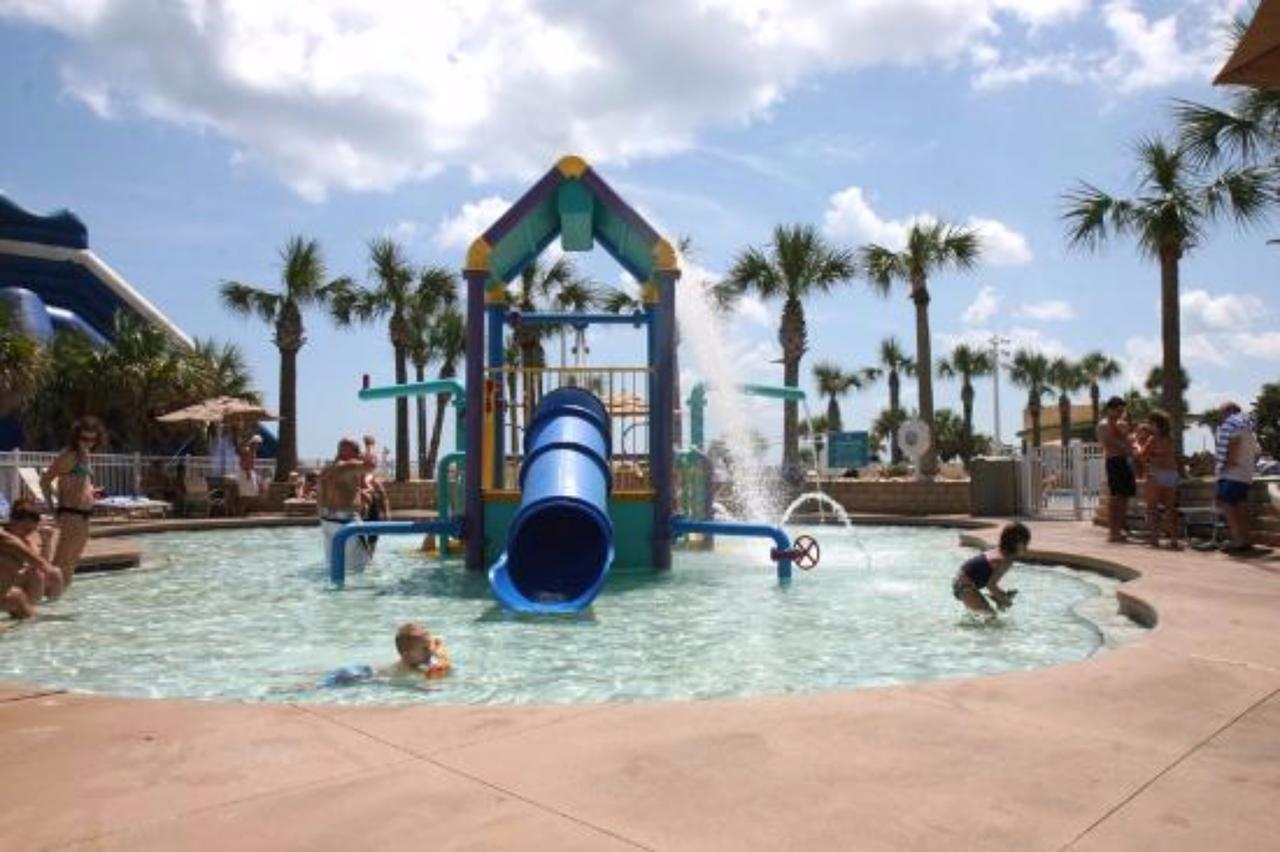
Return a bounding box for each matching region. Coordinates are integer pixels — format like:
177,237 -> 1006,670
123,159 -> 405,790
961,382 -> 974,466
912,286 -> 937,477
415,363 -> 427,479
827,397 -> 841,433
426,361 -> 454,476
889,372 -> 902,464
1030,394 -> 1042,448
1059,395 -> 1071,446
1090,383 -> 1101,435
394,345 -> 410,482
779,297 -> 806,470
1160,247 -> 1183,457
275,345 -> 298,482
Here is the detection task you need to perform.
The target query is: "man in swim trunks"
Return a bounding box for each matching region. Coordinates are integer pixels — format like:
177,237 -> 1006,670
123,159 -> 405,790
318,436 -> 375,572
1098,397 -> 1136,543
40,416 -> 105,589
1214,401 -> 1261,554
1,499 -> 65,619
952,522 -> 1030,616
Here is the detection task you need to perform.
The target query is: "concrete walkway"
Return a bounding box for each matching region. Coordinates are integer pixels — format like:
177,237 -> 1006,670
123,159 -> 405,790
2,522 -> 1278,850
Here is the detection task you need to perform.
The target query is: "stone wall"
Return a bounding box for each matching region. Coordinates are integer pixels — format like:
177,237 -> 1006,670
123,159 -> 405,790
819,479 -> 971,516
258,480 -> 440,512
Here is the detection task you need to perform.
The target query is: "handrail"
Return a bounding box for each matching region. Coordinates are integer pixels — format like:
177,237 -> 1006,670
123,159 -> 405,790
330,518 -> 463,587
358,379 -> 465,406
670,515 -> 794,583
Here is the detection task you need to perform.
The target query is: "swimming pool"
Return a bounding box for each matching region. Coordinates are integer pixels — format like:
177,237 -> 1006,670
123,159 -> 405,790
0,525 -> 1141,704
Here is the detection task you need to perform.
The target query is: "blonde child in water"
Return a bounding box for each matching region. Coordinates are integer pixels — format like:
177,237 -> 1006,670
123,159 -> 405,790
320,622 -> 451,687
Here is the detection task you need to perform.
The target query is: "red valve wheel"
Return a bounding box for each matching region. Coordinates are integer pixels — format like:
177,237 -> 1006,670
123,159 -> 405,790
793,534 -> 820,570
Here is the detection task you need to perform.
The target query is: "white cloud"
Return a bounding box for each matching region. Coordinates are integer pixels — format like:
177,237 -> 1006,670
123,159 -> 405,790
967,217 -> 1033,265
3,0 -> 1171,200
1181,289 -> 1265,333
433,196 -> 512,250
963,285 -> 1000,325
941,325 -> 1072,361
823,187 -> 1031,266
1015,300 -> 1075,321
972,0 -> 1245,94
1231,332 -> 1280,360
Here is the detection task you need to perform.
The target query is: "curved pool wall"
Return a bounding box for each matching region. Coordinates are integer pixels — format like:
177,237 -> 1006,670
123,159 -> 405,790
0,525 -> 1139,705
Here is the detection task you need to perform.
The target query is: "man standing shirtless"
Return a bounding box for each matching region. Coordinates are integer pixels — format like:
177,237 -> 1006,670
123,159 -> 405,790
319,437 -> 375,573
1098,397 -> 1136,543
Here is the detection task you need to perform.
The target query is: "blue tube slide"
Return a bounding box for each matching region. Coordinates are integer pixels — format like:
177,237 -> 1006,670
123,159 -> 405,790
489,387 -> 615,613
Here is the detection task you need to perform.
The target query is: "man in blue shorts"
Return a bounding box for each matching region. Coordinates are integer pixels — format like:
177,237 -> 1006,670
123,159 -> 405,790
1098,396 -> 1136,542
1215,402 -> 1260,553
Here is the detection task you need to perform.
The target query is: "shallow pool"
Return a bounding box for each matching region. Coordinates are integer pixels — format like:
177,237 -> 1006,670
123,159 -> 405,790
0,525 -> 1138,704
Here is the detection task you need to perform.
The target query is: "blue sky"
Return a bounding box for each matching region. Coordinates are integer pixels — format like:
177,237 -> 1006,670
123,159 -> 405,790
1,0 -> 1275,459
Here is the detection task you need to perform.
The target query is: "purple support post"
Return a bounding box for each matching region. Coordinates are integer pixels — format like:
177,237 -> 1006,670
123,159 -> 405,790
464,271 -> 487,572
650,272 -> 677,570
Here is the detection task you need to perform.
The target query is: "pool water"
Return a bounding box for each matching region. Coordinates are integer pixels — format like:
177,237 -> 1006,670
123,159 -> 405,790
0,526 -> 1138,705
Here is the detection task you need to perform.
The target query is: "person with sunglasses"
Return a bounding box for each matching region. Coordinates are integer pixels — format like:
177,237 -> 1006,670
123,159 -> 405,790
1,499 -> 65,619
39,415 -> 106,590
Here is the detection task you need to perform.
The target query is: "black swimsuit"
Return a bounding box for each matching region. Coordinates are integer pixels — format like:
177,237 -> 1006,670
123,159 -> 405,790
953,553 -> 993,598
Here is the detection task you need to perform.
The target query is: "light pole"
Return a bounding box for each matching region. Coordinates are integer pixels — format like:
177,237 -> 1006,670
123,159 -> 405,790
990,334 -> 1010,454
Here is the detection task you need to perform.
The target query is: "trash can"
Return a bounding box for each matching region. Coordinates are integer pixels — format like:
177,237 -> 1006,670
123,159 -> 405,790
969,456 -> 1018,516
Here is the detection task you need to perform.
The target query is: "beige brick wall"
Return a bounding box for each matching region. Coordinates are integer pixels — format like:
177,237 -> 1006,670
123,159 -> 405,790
820,480 -> 971,516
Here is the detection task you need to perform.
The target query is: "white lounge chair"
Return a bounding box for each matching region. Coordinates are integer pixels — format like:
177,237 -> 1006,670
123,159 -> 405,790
16,467 -> 51,511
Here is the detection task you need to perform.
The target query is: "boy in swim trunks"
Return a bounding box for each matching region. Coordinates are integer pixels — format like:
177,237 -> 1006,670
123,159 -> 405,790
1098,397 -> 1136,543
952,522 -> 1030,617
1,500 -> 65,619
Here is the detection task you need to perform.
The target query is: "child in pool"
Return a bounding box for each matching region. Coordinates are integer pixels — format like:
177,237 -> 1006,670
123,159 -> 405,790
952,522 -> 1030,617
321,622 -> 451,687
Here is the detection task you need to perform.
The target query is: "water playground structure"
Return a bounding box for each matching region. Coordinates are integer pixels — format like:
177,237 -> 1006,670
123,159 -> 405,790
330,155 -> 820,613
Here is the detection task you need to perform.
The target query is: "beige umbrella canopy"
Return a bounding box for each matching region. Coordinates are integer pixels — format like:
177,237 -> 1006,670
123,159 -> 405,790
156,396 -> 275,424
1216,0 -> 1280,85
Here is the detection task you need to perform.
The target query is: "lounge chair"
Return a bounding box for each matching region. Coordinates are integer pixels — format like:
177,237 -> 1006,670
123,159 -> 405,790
16,467 -> 52,512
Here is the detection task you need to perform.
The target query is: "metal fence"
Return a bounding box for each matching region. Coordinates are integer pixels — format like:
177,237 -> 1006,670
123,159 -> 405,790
485,366 -> 653,491
1,450 -> 278,501
1014,442 -> 1105,520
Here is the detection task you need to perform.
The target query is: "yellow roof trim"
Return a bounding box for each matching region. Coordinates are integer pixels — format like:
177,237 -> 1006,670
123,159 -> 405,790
465,237 -> 491,272
557,154 -> 590,178
653,238 -> 678,272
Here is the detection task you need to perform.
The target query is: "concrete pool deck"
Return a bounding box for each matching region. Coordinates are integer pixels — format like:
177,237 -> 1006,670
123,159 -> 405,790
1,521 -> 1278,850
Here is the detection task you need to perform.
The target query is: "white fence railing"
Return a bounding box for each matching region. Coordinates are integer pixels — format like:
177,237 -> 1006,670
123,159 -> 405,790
1014,443 -> 1105,520
1,450 -> 277,501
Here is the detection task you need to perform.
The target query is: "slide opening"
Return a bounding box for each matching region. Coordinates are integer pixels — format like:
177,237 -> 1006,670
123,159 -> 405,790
509,501 -> 610,603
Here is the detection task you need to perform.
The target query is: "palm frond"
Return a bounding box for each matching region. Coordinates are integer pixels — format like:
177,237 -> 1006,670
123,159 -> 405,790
220,282 -> 281,324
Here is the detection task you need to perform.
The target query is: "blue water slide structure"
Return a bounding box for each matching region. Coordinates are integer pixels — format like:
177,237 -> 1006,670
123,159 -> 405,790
489,387 -> 616,614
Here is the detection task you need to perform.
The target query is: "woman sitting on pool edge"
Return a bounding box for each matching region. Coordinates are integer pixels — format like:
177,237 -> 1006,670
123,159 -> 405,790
320,622 -> 451,688
952,522 -> 1031,617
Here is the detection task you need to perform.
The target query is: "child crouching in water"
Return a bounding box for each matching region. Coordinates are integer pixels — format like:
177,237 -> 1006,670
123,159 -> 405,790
952,522 -> 1031,617
320,622 -> 451,688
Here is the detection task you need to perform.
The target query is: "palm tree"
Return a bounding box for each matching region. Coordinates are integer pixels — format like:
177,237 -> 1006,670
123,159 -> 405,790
717,224 -> 856,468
425,305 -> 465,474
329,238 -> 421,482
1047,357 -> 1086,446
937,343 -> 994,466
404,266 -> 460,478
1009,349 -> 1051,449
1063,136 -> 1270,454
811,361 -> 871,433
866,337 -> 916,464
553,279 -> 603,368
0,305 -> 46,417
872,407 -> 910,465
1079,351 -> 1122,433
860,220 -> 982,478
510,256 -> 577,425
190,338 -> 258,402
221,236 -> 347,481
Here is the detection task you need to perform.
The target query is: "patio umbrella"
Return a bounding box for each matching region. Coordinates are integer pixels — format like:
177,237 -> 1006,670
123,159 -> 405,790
1216,0 -> 1280,85
156,396 -> 276,425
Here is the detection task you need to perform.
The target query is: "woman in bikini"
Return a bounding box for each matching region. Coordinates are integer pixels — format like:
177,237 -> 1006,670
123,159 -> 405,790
1135,409 -> 1181,550
40,416 -> 105,590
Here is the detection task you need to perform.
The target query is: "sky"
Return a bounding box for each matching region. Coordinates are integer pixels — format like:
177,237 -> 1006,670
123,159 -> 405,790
1,0 -> 1275,459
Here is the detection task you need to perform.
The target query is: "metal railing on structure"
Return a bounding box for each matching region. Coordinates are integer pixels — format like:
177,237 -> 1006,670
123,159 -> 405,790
1014,443 -> 1105,520
1,450 -> 276,501
485,366 -> 653,492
